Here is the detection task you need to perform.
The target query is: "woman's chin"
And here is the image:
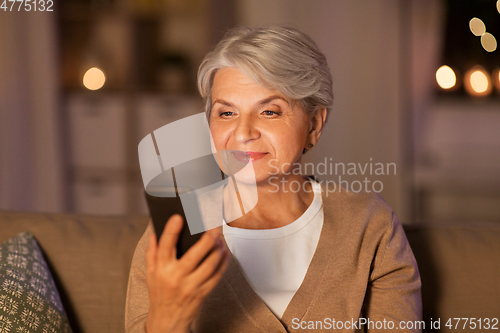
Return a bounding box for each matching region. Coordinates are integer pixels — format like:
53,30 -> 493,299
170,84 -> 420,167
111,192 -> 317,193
229,171 -> 271,187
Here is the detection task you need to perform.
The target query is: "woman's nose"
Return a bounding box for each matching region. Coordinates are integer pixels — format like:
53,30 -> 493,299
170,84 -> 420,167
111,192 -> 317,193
232,116 -> 260,143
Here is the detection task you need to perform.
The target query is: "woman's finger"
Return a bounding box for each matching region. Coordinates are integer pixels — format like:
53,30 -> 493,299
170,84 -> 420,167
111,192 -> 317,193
157,214 -> 184,264
198,250 -> 231,297
179,228 -> 222,272
188,240 -> 227,283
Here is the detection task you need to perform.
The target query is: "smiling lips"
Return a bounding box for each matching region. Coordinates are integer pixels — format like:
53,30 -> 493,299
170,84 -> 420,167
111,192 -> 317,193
232,151 -> 268,162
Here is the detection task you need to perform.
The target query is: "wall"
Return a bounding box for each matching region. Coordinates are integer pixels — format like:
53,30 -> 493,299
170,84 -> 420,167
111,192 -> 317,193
237,0 -> 411,221
0,11 -> 64,212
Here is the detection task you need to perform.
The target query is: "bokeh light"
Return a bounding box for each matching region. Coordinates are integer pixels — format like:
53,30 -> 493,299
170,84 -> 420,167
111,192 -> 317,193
470,71 -> 488,93
436,65 -> 457,89
464,66 -> 492,96
481,33 -> 497,52
83,67 -> 106,90
469,17 -> 486,36
497,0 -> 500,14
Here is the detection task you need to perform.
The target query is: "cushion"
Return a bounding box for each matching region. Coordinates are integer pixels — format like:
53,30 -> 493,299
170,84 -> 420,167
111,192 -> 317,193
0,232 -> 72,333
0,211 -> 149,333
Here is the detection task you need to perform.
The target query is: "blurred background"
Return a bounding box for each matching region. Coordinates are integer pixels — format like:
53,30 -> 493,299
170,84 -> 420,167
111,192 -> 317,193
1,0 -> 499,224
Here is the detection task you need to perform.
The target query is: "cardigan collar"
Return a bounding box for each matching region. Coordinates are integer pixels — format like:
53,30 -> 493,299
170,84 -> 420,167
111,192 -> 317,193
221,187 -> 340,331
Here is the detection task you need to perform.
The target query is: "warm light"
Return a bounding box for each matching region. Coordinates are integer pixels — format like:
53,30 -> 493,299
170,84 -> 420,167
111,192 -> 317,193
481,33 -> 497,52
464,66 -> 492,97
470,71 -> 488,93
436,65 -> 457,89
83,67 -> 106,90
497,0 -> 500,14
469,17 -> 486,36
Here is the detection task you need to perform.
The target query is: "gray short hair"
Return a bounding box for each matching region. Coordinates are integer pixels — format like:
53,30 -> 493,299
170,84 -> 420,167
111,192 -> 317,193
197,26 -> 333,120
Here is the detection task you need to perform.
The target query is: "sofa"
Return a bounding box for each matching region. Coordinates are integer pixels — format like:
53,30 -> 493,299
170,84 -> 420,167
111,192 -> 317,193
1,210 -> 499,332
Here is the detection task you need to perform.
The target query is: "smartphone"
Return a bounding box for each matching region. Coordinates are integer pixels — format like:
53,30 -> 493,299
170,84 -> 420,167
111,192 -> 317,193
144,186 -> 204,259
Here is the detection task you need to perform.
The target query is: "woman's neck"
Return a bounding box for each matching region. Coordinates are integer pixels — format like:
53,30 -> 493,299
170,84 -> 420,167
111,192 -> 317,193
224,174 -> 314,230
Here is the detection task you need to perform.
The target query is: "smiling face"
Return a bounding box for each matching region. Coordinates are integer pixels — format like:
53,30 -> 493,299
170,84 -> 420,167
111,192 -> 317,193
209,67 -> 312,184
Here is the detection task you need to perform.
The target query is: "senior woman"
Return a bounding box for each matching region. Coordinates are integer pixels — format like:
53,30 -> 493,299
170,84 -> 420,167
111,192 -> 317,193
126,26 -> 422,333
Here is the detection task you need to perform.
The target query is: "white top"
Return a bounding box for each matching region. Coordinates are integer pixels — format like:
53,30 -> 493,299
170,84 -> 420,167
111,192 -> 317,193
223,180 -> 324,319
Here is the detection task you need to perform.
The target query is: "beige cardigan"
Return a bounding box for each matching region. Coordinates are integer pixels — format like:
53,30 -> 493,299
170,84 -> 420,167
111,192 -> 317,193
125,188 -> 422,332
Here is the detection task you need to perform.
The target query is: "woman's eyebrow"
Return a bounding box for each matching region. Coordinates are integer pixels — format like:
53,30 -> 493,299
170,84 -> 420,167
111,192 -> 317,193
259,95 -> 290,106
212,95 -> 290,107
212,99 -> 233,107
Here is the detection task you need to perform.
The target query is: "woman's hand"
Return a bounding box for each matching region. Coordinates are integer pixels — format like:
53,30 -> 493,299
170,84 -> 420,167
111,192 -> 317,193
145,214 -> 230,333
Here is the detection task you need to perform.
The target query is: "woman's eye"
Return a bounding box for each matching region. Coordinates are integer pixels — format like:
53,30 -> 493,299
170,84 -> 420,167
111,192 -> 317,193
219,111 -> 234,117
262,110 -> 280,116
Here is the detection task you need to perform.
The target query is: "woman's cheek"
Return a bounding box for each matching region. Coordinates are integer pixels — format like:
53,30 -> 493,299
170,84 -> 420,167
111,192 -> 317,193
210,126 -> 226,149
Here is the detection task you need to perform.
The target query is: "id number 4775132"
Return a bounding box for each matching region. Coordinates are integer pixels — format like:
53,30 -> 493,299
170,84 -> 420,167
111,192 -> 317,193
445,318 -> 498,330
1,0 -> 53,11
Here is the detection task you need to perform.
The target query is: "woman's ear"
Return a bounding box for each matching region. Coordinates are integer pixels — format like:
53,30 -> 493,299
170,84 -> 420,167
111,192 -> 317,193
306,108 -> 327,149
